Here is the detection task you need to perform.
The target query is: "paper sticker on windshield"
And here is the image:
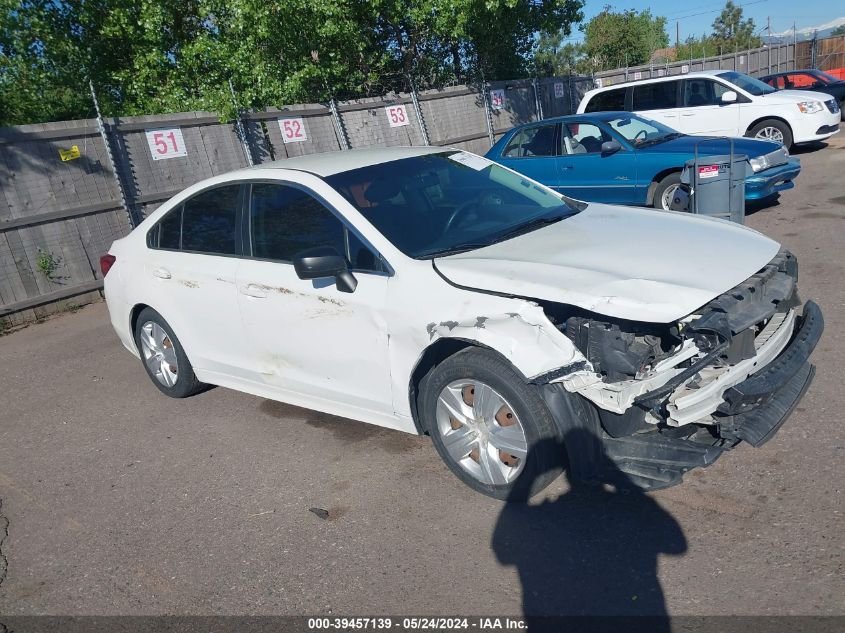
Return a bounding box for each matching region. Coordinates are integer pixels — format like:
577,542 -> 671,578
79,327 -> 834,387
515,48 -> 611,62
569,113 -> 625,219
448,152 -> 493,171
698,165 -> 720,179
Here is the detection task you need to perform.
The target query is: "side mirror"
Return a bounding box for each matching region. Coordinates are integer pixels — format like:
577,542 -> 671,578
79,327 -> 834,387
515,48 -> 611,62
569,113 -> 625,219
293,246 -> 358,293
601,140 -> 622,155
720,90 -> 738,104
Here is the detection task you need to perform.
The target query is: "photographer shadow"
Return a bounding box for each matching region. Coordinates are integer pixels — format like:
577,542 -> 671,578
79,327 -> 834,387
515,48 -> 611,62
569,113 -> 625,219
491,429 -> 687,632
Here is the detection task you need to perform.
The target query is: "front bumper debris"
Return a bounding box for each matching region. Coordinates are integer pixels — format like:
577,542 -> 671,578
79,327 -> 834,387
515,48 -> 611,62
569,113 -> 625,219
546,300 -> 824,490
715,300 -> 822,445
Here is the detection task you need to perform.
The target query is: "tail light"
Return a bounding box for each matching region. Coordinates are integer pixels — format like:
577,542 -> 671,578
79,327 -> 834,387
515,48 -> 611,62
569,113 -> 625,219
100,254 -> 116,277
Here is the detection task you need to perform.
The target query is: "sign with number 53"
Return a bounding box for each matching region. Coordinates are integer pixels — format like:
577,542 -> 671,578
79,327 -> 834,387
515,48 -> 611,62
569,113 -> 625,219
279,117 -> 307,143
145,128 -> 187,160
385,105 -> 409,128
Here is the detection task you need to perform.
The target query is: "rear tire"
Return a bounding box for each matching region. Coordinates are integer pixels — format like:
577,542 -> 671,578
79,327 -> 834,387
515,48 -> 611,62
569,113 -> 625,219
133,307 -> 205,398
746,119 -> 793,149
419,347 -> 564,501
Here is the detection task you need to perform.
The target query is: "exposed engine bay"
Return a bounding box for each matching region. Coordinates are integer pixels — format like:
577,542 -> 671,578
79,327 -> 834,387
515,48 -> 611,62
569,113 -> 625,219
545,249 -> 803,433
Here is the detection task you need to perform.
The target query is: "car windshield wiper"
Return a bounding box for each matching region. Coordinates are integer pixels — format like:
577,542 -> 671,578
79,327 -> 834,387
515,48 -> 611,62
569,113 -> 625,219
415,243 -> 496,259
489,213 -> 569,243
637,132 -> 684,147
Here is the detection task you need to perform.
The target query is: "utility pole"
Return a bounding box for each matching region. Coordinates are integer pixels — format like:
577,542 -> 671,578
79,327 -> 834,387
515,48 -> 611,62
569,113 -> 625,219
676,21 -> 680,49
767,17 -> 771,44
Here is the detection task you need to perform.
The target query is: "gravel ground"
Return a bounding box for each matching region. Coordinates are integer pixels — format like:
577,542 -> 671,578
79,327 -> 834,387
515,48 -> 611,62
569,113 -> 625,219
0,133 -> 843,618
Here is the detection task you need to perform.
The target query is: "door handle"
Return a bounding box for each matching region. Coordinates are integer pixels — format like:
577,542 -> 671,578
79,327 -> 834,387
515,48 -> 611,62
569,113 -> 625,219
241,284 -> 268,299
681,113 -> 696,117
561,165 -> 574,170
153,267 -> 171,280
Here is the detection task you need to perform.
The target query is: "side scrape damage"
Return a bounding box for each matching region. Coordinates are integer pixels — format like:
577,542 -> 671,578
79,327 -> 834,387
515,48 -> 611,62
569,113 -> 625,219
426,302 -> 587,381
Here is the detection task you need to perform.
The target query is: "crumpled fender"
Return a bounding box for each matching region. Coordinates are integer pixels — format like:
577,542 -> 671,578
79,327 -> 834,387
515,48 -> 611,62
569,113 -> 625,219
425,302 -> 587,381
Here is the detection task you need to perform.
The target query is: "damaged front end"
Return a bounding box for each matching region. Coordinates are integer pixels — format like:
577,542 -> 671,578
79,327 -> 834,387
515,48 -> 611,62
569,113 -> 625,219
540,249 -> 824,490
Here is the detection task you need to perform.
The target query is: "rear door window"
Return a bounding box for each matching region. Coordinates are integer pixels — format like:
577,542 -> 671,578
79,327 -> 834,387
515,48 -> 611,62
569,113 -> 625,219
632,81 -> 679,110
584,88 -> 626,112
181,185 -> 241,255
158,208 -> 182,249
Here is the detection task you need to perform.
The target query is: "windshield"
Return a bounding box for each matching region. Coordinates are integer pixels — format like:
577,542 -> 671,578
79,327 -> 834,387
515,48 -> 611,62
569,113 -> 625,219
717,71 -> 777,96
325,152 -> 579,259
604,114 -> 681,146
814,70 -> 838,84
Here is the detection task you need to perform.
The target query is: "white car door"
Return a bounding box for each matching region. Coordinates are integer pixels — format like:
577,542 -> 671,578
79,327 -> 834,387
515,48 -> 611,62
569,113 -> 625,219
631,79 -> 681,129
678,77 -> 741,136
235,181 -> 393,415
143,184 -> 252,380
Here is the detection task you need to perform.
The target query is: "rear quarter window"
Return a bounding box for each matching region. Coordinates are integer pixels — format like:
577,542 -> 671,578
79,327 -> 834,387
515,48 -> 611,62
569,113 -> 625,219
584,88 -> 626,112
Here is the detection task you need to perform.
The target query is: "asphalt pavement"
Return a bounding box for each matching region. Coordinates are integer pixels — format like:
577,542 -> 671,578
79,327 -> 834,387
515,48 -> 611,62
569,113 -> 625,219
1,134 -> 843,618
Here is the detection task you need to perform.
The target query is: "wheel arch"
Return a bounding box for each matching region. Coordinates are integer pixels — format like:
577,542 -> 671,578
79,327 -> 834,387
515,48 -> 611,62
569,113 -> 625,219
646,167 -> 683,207
745,115 -> 793,139
129,302 -> 151,338
407,338 -> 501,435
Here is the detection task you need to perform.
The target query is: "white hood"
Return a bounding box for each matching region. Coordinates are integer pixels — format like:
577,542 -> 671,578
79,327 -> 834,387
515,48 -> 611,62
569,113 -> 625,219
760,89 -> 833,105
435,204 -> 780,323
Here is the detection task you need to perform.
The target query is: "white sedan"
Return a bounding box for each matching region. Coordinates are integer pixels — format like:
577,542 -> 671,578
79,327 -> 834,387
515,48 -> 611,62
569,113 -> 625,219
102,147 -> 822,499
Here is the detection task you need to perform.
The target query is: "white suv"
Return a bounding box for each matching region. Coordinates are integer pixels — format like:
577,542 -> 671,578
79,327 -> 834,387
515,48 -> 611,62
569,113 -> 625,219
578,70 -> 841,148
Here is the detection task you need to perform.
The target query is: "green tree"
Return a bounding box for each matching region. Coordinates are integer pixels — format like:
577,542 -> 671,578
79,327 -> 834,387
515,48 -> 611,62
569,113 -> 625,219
711,0 -> 761,51
831,24 -> 845,37
675,35 -> 721,61
534,31 -> 588,75
1,0 -> 586,126
582,7 -> 668,71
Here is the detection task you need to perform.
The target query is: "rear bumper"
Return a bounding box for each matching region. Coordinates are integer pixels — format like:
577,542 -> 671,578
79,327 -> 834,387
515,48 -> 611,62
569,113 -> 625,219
745,158 -> 801,200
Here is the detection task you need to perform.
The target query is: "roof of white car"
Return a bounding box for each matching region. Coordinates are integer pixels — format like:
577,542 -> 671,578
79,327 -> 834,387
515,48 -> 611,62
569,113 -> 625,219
243,146 -> 447,177
588,69 -> 730,93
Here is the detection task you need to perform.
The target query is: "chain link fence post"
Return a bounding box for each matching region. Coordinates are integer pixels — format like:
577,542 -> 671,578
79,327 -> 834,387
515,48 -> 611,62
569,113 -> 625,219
407,75 -> 430,145
532,78 -> 544,121
481,81 -> 495,148
329,97 -> 350,150
229,79 -> 254,167
89,80 -> 137,229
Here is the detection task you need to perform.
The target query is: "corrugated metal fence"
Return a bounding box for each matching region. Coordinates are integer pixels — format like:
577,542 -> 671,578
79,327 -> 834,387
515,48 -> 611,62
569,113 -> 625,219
594,42 -> 796,86
0,76 -> 597,326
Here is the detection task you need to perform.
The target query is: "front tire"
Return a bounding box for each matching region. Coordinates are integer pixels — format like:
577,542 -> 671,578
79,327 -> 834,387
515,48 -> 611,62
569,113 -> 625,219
652,172 -> 687,211
746,119 -> 793,149
133,307 -> 205,398
420,347 -> 564,501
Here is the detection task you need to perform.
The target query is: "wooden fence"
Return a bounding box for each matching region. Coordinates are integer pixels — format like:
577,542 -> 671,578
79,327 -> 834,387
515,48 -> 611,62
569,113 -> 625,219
0,76 -> 597,327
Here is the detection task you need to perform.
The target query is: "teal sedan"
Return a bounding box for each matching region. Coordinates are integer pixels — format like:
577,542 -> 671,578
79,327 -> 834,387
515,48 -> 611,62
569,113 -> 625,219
486,112 -> 801,210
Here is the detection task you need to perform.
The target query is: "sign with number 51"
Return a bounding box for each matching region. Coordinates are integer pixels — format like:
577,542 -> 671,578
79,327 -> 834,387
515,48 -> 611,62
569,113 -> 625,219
145,128 -> 187,160
385,105 -> 409,127
279,117 -> 307,143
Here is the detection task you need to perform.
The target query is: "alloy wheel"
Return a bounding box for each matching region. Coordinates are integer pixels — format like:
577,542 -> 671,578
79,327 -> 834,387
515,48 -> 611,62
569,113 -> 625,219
139,321 -> 179,387
660,183 -> 682,210
755,126 -> 784,144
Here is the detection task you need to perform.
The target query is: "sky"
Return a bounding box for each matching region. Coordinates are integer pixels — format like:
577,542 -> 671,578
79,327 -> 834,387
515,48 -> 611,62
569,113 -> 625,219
570,0 -> 843,43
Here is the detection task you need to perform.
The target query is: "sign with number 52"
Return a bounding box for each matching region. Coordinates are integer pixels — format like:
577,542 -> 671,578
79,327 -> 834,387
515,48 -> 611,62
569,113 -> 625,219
145,128 -> 187,160
385,105 -> 409,127
279,117 -> 307,143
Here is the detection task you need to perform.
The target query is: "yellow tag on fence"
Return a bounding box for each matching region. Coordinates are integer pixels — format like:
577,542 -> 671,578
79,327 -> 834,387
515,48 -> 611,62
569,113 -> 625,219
59,145 -> 81,161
